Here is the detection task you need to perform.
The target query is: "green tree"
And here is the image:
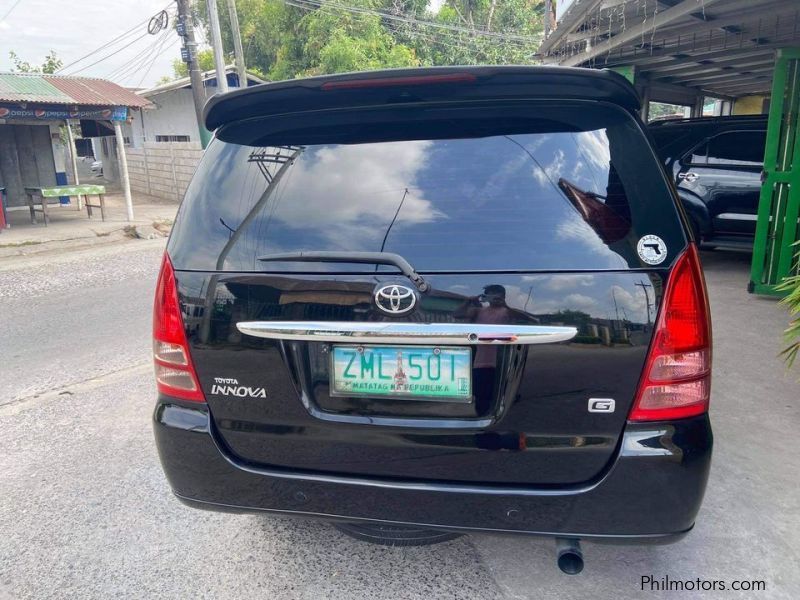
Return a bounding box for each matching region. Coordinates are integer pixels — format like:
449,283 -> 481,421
169,48 -> 217,79
8,50 -> 63,74
297,5 -> 419,76
184,0 -> 542,82
401,0 -> 544,67
777,242 -> 800,371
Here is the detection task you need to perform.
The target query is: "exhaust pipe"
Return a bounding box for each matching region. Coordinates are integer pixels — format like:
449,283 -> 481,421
555,538 -> 584,575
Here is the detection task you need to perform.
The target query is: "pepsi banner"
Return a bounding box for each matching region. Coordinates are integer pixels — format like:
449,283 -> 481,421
0,105 -> 128,122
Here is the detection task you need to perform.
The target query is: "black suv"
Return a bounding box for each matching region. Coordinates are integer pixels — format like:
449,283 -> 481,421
152,67 -> 712,574
649,115 -> 768,248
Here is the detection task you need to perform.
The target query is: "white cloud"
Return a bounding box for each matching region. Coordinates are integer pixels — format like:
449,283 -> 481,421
610,285 -> 648,320
562,293 -> 598,311
266,141 -> 442,249
531,147 -> 565,190
539,273 -> 596,292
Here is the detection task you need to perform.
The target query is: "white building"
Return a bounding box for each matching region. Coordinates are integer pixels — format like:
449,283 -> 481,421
91,67 -> 265,183
131,67 -> 266,146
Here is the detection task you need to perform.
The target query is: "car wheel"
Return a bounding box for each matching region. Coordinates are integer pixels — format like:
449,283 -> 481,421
333,522 -> 462,546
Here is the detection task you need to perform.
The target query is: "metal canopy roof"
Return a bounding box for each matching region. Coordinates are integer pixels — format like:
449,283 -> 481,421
138,66 -> 267,98
0,72 -> 151,108
539,0 -> 800,99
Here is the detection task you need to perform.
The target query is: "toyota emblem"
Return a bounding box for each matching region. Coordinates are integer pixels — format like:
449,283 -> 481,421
374,284 -> 416,315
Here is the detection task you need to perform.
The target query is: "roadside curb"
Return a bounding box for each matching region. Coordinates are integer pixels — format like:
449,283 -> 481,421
0,224 -> 170,261
0,236 -> 167,272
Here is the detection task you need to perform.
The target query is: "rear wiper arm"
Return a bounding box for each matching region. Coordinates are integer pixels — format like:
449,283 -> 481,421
257,251 -> 429,292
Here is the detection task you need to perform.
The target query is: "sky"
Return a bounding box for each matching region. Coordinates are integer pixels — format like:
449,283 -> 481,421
0,0 -> 193,88
0,0 -> 447,90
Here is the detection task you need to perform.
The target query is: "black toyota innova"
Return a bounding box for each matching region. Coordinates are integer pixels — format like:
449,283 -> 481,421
153,66 -> 712,574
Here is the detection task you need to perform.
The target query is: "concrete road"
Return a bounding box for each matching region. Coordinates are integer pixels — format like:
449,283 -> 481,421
1,244 -> 798,599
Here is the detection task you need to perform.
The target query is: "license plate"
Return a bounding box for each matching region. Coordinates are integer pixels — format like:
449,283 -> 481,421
330,345 -> 472,401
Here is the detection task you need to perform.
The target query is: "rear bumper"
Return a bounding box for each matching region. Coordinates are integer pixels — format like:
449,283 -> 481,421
153,400 -> 712,543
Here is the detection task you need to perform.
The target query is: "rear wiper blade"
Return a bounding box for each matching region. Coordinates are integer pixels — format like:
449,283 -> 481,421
257,251 -> 429,292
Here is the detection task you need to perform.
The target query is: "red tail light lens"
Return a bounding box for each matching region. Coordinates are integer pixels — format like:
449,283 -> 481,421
153,253 -> 205,402
629,244 -> 711,421
320,72 -> 476,91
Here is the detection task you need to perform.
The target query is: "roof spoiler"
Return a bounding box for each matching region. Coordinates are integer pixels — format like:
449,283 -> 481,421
202,66 -> 640,131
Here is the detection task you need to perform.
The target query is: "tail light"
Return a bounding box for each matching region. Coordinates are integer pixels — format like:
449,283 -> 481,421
320,72 -> 476,91
629,244 -> 711,421
153,253 -> 205,402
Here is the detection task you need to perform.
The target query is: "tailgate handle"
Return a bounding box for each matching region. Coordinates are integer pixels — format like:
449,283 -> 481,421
236,321 -> 577,345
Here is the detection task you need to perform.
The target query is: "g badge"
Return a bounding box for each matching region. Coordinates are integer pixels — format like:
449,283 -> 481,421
588,398 -> 616,413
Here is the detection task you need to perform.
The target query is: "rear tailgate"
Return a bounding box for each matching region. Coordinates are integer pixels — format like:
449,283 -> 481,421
168,91 -> 685,487
176,269 -> 663,486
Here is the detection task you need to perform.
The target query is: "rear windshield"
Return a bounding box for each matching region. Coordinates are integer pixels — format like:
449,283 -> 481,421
169,102 -> 685,272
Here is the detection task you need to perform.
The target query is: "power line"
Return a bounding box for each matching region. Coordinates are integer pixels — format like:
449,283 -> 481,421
57,23 -> 148,73
137,35 -> 179,87
380,14 -> 538,61
280,0 -> 542,45
105,38 -> 164,80
56,3 -> 174,74
64,7 -> 177,77
106,29 -> 172,81
0,0 -> 23,22
62,32 -> 152,75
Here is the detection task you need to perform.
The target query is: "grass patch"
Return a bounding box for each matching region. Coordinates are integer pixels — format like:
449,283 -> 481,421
0,240 -> 44,248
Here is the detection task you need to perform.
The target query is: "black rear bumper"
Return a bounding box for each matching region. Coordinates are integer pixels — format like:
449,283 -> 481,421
153,400 -> 712,543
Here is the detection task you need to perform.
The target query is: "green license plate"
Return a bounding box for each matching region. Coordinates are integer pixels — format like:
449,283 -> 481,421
330,345 -> 472,401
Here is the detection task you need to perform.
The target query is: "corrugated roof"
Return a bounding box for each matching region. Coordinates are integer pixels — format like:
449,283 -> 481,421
139,65 -> 266,97
0,73 -> 72,103
0,72 -> 150,108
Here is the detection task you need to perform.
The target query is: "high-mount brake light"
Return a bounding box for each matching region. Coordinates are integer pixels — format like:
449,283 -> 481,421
320,72 -> 476,91
629,244 -> 711,421
152,253 -> 205,402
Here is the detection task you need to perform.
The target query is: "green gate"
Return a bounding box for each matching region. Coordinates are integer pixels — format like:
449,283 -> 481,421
750,48 -> 800,296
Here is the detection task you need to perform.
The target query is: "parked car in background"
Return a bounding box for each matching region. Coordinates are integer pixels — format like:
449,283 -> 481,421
649,115 -> 768,249
152,67 -> 713,574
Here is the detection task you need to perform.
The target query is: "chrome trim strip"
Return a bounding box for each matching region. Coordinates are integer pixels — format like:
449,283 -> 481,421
236,321 -> 577,345
716,212 -> 758,221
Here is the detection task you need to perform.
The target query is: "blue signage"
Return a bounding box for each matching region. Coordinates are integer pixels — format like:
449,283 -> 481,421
0,104 -> 128,122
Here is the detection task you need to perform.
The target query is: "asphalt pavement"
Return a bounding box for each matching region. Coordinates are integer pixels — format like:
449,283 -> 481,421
1,242 -> 798,599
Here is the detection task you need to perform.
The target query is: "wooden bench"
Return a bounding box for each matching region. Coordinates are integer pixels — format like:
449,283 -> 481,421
25,185 -> 107,226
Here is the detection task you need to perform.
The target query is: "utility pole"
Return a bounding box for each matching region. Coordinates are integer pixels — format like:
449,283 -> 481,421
635,280 -> 654,328
226,0 -> 247,87
64,121 -> 81,209
113,121 -> 134,222
544,0 -> 555,39
206,0 -> 229,94
175,0 -> 211,147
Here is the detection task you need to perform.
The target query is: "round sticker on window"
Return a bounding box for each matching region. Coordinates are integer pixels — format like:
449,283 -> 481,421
637,235 -> 667,265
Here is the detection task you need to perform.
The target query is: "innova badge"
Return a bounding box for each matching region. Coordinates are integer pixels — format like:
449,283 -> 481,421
374,284 -> 417,315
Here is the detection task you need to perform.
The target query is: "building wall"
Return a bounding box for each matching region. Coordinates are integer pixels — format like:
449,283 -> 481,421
136,88 -> 202,144
91,135 -> 121,183
130,82 -> 229,146
126,141 -> 203,201
733,95 -> 769,115
130,108 -> 146,148
0,123 -> 57,208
